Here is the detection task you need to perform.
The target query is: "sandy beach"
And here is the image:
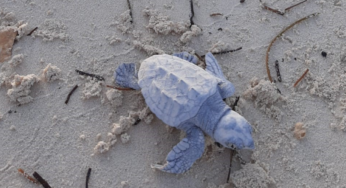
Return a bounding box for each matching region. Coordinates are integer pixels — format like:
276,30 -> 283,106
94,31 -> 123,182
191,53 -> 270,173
1,0 -> 346,187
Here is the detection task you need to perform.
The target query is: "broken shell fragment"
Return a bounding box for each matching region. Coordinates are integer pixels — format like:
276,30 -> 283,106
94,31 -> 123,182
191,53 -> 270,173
293,122 -> 306,140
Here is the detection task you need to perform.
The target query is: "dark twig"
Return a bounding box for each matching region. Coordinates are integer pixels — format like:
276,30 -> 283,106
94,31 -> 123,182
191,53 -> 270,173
265,13 -> 319,82
127,0 -> 133,24
213,47 -> 242,55
65,85 -> 78,104
226,149 -> 235,183
106,85 -> 134,91
274,60 -> 282,82
86,168 -> 91,188
260,0 -> 308,16
75,69 -> 105,81
231,96 -> 240,111
27,27 -> 38,36
284,0 -> 307,12
189,0 -> 195,27
33,172 -> 51,188
260,1 -> 284,15
201,47 -> 242,58
293,69 -> 309,87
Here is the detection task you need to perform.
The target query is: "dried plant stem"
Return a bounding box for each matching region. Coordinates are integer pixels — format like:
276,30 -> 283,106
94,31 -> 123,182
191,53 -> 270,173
285,0 -> 307,12
127,0 -> 133,24
65,85 -> 78,104
293,69 -> 309,87
266,13 -> 319,82
226,149 -> 235,183
18,168 -> 38,184
106,85 -> 134,91
260,0 -> 307,15
86,168 -> 91,188
33,172 -> 52,188
190,0 -> 195,27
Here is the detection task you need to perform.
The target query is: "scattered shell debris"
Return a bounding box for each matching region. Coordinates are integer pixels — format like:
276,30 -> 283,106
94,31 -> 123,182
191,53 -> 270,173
243,78 -> 285,121
33,19 -> 69,42
309,161 -> 340,187
293,122 -> 306,140
133,40 -> 165,56
0,54 -> 25,86
94,107 -> 153,154
81,78 -> 103,100
93,141 -> 110,154
42,63 -> 62,82
7,74 -> 39,105
120,133 -> 130,144
79,134 -> 86,141
229,163 -> 276,188
180,25 -> 202,43
143,8 -> 189,35
106,89 -> 123,107
113,10 -> 133,34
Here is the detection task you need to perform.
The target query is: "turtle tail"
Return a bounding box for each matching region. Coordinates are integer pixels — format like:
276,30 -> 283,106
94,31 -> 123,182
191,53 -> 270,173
114,63 -> 141,90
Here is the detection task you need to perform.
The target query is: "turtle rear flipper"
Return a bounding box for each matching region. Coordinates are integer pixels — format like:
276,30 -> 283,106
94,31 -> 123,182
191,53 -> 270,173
173,52 -> 198,64
114,63 -> 141,90
151,125 -> 204,174
205,52 -> 235,99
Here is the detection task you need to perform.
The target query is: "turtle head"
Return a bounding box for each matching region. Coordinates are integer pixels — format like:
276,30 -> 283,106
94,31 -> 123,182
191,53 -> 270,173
213,110 -> 254,150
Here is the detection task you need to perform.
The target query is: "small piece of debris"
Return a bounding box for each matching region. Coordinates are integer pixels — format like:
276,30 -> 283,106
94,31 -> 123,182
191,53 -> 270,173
79,134 -> 86,140
121,181 -> 130,188
120,133 -> 130,144
42,64 -> 62,82
106,89 -> 123,107
9,125 -> 16,131
114,10 -> 133,34
321,51 -> 327,57
7,74 -> 39,105
108,133 -> 117,146
180,25 -> 202,43
93,141 -> 109,154
293,122 -> 306,140
81,79 -> 103,100
111,116 -> 134,135
96,133 -> 102,141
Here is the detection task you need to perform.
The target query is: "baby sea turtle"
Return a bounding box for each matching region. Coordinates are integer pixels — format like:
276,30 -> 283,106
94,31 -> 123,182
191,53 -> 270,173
114,52 -> 254,174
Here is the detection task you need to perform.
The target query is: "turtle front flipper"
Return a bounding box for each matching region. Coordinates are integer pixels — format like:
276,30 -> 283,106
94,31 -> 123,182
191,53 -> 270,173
114,63 -> 141,90
173,52 -> 198,64
151,126 -> 204,174
205,52 -> 235,99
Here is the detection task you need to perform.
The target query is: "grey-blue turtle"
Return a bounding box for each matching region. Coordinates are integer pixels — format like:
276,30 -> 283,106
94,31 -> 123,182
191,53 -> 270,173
114,52 -> 254,174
